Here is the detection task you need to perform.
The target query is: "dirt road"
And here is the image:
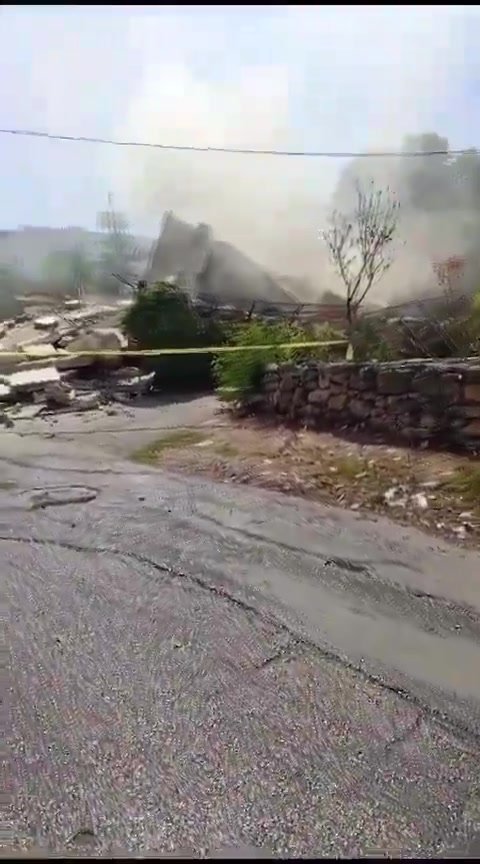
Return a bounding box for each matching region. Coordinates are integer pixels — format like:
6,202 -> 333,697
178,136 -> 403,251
2,406 -> 480,856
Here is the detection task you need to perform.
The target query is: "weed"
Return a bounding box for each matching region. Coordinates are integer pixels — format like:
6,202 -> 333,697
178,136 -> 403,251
131,429 -> 207,464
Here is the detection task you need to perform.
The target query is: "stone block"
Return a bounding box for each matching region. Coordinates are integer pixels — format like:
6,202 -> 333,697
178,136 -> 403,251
328,393 -> 347,411
308,388 -> 328,404
377,368 -> 412,395
465,383 -> 480,403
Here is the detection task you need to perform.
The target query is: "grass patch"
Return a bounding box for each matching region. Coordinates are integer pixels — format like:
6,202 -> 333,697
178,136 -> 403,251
444,465 -> 480,507
213,441 -> 240,459
131,429 -> 207,464
332,455 -> 370,481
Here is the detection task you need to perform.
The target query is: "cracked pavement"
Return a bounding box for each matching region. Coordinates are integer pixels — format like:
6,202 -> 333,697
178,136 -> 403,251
2,415 -> 480,857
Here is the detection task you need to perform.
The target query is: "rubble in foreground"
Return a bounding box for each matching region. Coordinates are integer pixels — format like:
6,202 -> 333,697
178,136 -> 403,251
0,299 -> 154,427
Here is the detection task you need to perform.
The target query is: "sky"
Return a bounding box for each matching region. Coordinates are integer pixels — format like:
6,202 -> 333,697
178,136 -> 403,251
1,4 -> 480,288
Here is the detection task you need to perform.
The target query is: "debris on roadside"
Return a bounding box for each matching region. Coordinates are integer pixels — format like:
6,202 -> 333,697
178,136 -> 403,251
0,297 -> 154,424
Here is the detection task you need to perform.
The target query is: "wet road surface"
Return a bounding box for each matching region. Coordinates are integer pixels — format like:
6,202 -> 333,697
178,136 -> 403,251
2,434 -> 480,857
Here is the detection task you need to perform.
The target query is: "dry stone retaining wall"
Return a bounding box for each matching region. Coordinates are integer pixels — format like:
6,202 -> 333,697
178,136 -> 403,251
258,359 -> 480,451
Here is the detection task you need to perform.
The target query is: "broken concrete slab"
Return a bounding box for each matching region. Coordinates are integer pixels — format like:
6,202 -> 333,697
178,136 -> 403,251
19,343 -> 59,360
0,383 -> 12,401
113,371 -> 155,397
55,328 -> 125,371
44,380 -> 75,407
0,412 -> 14,428
71,392 -> 101,411
33,315 -> 59,330
10,403 -> 45,420
8,366 -> 61,393
43,391 -> 101,414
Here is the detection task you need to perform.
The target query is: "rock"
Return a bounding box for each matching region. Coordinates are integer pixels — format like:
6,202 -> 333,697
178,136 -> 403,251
56,328 -> 126,370
377,368 -> 412,395
464,404 -> 480,418
33,315 -> 59,331
463,419 -> 480,438
413,371 -> 459,400
0,412 -> 14,428
19,343 -> 58,360
278,372 -> 299,392
12,404 -> 44,420
308,388 -> 328,404
412,492 -> 428,510
44,380 -> 75,407
349,398 -> 370,419
465,383 -> 480,403
112,371 -> 155,397
8,366 -> 61,394
71,392 -> 101,412
0,383 -> 12,402
328,393 -> 347,411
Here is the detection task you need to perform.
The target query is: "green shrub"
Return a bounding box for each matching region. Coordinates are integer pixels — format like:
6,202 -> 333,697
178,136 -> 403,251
213,319 -> 344,403
122,282 -> 225,390
352,318 -> 400,361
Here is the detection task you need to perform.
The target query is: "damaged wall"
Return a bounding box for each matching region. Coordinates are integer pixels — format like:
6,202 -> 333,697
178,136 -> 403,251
257,358 -> 480,451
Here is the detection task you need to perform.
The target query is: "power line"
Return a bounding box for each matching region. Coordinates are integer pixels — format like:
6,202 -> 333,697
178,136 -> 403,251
0,127 -> 478,159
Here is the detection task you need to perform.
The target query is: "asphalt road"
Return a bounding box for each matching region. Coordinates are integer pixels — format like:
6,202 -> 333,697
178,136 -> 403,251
2,415 -> 480,858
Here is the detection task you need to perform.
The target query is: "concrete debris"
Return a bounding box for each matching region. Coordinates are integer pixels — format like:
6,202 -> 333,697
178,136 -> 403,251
44,380 -> 75,407
112,371 -> 155,396
10,404 -> 45,420
19,343 -> 58,360
69,392 -> 101,412
0,411 -> 14,428
9,366 -> 61,393
56,328 -> 125,371
0,299 -> 154,422
34,314 -> 59,330
0,383 -> 12,401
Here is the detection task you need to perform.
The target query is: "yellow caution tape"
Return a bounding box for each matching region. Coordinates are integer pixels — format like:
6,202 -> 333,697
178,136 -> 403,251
0,339 -> 348,358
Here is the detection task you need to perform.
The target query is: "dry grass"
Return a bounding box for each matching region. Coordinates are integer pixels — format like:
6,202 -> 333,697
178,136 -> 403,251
130,420 -> 480,545
131,429 -> 208,464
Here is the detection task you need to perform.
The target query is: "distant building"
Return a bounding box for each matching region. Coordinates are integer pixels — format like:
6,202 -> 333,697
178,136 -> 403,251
0,225 -> 152,281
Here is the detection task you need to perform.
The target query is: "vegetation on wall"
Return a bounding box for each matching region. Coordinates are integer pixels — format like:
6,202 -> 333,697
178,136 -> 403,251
213,319 -> 344,403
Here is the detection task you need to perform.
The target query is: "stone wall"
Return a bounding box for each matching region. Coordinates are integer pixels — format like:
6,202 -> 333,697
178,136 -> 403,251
258,359 -> 480,451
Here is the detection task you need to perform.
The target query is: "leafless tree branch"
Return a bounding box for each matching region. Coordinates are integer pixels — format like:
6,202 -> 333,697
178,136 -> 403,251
322,180 -> 400,325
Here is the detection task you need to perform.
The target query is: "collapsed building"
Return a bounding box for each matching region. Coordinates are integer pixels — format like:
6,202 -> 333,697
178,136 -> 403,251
145,212 -> 300,308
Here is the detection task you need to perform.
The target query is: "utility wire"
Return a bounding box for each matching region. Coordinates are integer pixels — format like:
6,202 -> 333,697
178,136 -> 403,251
0,127 -> 477,159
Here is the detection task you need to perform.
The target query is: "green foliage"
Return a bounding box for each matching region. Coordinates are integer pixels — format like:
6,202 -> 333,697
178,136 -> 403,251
352,318 -> 400,361
122,281 -> 224,389
213,319 -> 343,403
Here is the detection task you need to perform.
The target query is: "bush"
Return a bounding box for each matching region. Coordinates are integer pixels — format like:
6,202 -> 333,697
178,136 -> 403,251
213,319 -> 344,403
122,282 -> 225,390
351,318 -> 400,361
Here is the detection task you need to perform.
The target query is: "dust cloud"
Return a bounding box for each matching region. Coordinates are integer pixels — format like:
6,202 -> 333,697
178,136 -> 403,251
110,6 -> 474,304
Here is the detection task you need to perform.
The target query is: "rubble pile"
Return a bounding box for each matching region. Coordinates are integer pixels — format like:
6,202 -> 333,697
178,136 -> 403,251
0,299 -> 154,427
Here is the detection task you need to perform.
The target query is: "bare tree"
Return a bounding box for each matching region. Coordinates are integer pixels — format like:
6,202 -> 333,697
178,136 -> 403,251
322,180 -> 400,327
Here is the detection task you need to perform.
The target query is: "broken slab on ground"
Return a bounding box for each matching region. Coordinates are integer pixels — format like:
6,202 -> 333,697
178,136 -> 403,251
0,299 -> 154,422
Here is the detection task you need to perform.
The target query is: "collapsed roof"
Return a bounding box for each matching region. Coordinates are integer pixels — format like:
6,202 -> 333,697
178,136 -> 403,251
145,212 -> 299,307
